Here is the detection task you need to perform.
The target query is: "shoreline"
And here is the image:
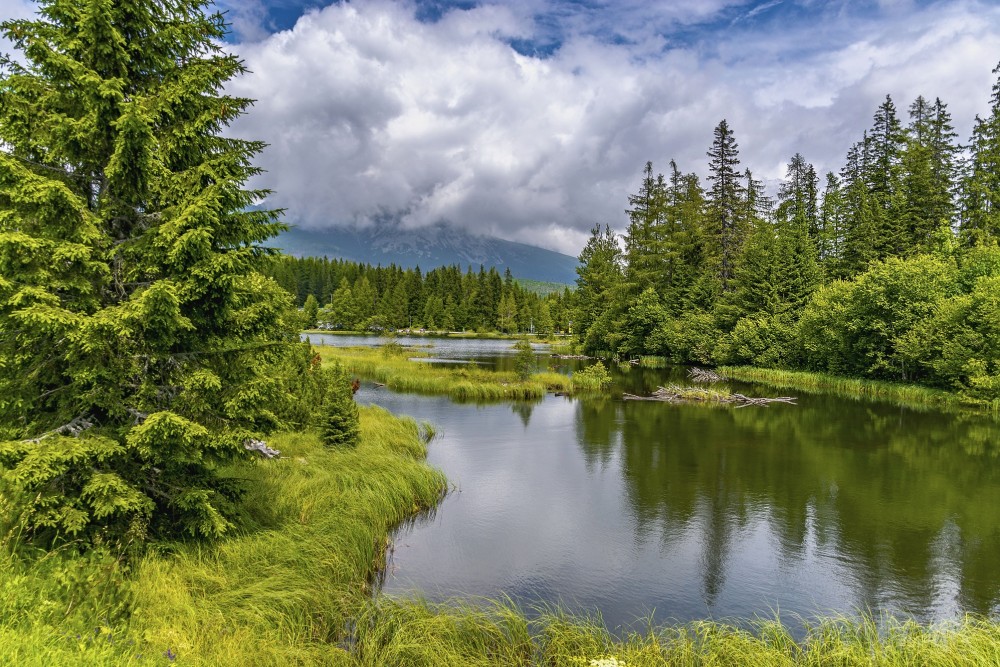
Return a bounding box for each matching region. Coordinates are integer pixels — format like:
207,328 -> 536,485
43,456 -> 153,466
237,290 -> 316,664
718,365 -> 997,414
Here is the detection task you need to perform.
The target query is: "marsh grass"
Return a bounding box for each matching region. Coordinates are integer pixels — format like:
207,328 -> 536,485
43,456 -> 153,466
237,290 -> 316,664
718,366 -> 983,412
318,347 -> 576,401
0,537 -> 136,666
351,600 -> 1000,666
638,356 -> 670,369
533,371 -> 574,392
570,361 -> 613,392
118,406 -> 446,666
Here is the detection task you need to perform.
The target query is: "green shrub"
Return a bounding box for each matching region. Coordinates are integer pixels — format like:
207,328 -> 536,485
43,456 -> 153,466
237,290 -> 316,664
717,313 -> 797,368
512,340 -> 536,380
572,361 -> 613,391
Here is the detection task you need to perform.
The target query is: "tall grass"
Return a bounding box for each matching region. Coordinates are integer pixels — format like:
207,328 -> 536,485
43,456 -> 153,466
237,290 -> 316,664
127,406 -> 447,666
317,346 -> 574,401
0,538 -> 137,666
354,600 -> 1000,667
638,355 -> 670,369
718,366 -> 980,412
350,599 -> 1000,666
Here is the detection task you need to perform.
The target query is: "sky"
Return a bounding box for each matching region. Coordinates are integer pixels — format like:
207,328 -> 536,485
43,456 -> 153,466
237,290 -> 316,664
4,0 -> 1000,256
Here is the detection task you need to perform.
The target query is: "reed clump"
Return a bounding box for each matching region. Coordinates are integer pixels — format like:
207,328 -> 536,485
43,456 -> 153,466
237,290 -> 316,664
318,346 -> 579,401
638,355 -> 670,369
571,361 -> 613,392
349,599 -> 1000,666
718,366 -> 976,411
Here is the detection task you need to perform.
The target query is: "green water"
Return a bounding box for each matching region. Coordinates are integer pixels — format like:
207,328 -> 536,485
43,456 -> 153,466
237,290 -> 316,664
310,334 -> 1000,630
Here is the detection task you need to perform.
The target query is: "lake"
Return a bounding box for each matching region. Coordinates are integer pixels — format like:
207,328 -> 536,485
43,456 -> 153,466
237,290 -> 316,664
308,333 -> 1000,631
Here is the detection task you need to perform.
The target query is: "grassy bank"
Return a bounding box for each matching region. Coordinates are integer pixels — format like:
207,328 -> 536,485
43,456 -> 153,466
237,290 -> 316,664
128,407 -> 446,665
0,406 -> 446,666
352,600 -> 1000,666
316,346 -> 576,401
6,405 -> 1000,664
717,366 -> 992,412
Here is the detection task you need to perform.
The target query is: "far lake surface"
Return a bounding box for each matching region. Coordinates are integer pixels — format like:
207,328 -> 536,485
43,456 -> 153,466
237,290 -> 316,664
308,333 -> 1000,630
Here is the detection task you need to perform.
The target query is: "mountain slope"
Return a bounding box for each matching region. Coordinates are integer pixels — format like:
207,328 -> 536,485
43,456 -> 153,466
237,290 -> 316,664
272,224 -> 580,284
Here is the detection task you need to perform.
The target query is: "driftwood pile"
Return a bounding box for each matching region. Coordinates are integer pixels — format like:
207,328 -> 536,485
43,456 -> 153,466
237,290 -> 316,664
552,354 -> 592,360
688,367 -> 726,383
623,384 -> 796,407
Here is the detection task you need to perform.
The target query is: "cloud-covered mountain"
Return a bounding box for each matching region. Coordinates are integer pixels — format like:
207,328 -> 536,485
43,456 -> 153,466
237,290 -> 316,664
225,0 -> 1000,255
272,224 -> 579,284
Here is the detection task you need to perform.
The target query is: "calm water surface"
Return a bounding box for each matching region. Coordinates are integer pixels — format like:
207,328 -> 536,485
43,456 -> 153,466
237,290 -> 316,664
311,333 -> 1000,630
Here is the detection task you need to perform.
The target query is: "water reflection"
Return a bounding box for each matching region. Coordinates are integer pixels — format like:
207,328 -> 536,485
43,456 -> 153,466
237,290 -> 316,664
601,394 -> 1000,618
338,337 -> 1000,628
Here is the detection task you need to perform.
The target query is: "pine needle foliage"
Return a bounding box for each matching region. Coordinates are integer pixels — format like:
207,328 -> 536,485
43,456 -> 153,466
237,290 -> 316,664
0,1 -> 297,542
322,382 -> 360,448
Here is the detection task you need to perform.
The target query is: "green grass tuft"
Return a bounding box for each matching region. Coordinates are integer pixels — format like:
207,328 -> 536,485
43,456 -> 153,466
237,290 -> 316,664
126,406 -> 446,665
318,347 -> 578,401
349,599 -> 1000,666
718,366 -> 989,412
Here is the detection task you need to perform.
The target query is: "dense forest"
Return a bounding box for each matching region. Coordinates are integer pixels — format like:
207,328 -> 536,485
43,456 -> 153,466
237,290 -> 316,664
573,65 -> 1000,402
268,256 -> 573,334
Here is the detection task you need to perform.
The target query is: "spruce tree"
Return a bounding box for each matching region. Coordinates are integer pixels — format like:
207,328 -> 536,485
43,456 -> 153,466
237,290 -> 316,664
777,154 -> 819,240
705,120 -> 746,292
840,139 -> 878,275
673,171 -> 709,311
773,154 -> 822,308
573,224 -> 623,348
819,172 -> 845,274
901,96 -> 958,250
624,161 -> 667,296
302,294 -> 319,329
726,158 -> 820,324
0,0 -> 296,540
960,62 -> 1000,244
866,95 -> 907,257
929,98 -> 959,227
321,384 -> 360,448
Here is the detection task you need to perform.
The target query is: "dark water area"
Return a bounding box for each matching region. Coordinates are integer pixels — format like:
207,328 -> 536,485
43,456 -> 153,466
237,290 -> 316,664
311,334 -> 1000,631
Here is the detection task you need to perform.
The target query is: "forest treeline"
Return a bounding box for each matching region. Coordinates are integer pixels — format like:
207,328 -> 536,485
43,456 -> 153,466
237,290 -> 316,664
267,256 -> 573,334
573,64 -> 1000,402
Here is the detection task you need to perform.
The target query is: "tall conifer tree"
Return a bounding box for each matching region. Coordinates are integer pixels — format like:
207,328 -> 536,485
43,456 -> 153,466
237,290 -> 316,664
819,172 -> 846,274
0,0 -> 296,539
866,95 -> 907,256
840,139 -> 878,275
624,161 -> 667,295
960,62 -> 1000,244
705,120 -> 746,292
901,95 -> 958,250
573,225 -> 622,346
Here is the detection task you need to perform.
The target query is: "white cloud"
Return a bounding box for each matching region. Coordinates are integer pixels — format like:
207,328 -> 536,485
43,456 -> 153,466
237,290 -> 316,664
215,0 -> 274,43
226,0 -> 1000,255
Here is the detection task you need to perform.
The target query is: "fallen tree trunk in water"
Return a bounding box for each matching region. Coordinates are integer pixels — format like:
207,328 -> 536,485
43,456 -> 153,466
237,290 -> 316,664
623,384 -> 796,407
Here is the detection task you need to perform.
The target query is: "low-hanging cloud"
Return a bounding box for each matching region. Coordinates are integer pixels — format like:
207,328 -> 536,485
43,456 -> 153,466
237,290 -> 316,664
226,0 -> 1000,256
